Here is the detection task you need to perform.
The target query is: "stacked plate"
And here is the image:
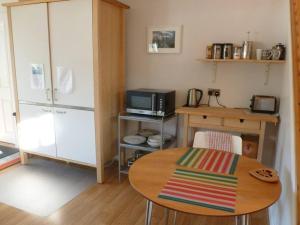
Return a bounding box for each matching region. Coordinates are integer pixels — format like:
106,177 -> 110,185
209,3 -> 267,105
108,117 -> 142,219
123,131 -> 173,148
147,134 -> 172,147
123,135 -> 146,145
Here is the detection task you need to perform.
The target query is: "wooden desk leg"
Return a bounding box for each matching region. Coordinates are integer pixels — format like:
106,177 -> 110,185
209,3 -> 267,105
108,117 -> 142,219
257,122 -> 266,162
182,114 -> 189,147
145,200 -> 153,225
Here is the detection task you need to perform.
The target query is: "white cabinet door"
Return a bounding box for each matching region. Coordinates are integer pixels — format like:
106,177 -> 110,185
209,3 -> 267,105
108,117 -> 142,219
18,104 -> 56,157
11,4 -> 52,104
49,0 -> 94,108
54,108 -> 96,165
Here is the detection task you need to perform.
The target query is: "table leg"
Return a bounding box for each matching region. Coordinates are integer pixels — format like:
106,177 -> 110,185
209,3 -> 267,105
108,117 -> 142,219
245,214 -> 250,225
237,215 -> 250,225
145,200 -> 153,225
235,216 -> 239,225
173,211 -> 177,225
164,208 -> 169,225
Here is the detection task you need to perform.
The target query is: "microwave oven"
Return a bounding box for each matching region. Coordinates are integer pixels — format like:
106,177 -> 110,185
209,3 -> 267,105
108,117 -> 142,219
126,89 -> 176,117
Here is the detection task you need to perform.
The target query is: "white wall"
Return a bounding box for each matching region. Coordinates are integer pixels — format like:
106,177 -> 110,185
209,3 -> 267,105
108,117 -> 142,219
121,0 -> 287,108
121,1 -> 296,225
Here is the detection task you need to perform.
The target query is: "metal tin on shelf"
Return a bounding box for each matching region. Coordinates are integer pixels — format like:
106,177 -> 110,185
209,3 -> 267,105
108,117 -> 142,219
212,43 -> 223,59
242,41 -> 253,59
206,45 -> 213,59
233,46 -> 242,60
222,43 -> 233,59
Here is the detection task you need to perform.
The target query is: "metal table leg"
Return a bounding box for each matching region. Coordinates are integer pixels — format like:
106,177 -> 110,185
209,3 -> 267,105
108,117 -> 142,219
235,216 -> 239,225
245,214 -> 250,225
173,211 -> 177,225
164,208 -> 169,225
145,200 -> 153,225
237,215 -> 250,225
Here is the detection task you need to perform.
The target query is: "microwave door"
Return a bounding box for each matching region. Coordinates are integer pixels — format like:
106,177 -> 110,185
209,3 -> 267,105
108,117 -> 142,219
127,93 -> 157,116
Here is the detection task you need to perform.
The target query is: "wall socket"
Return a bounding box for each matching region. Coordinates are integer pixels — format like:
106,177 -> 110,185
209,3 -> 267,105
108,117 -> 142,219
208,88 -> 221,97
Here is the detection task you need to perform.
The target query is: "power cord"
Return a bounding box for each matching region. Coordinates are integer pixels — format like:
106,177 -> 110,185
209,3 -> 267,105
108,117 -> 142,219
216,96 -> 226,108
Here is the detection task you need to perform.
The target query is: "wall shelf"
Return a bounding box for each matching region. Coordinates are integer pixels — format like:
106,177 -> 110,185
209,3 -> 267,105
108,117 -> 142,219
200,59 -> 286,64
199,58 -> 286,85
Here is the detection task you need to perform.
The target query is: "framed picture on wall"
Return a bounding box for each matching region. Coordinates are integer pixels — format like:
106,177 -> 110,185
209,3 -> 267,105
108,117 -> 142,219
147,26 -> 182,54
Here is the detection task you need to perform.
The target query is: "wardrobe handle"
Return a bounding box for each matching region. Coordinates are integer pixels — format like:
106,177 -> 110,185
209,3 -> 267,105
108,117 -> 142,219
56,110 -> 66,114
41,108 -> 51,113
54,88 -> 58,101
45,88 -> 51,101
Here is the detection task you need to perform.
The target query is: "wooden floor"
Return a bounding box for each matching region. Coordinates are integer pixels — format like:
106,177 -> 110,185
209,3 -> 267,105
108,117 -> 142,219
0,163 -> 269,225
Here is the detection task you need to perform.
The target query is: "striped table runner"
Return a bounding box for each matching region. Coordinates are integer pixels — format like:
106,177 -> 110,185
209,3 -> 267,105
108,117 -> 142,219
177,148 -> 240,175
158,169 -> 238,213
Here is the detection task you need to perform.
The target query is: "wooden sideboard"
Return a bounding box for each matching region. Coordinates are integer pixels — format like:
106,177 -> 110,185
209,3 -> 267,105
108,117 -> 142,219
176,106 -> 279,162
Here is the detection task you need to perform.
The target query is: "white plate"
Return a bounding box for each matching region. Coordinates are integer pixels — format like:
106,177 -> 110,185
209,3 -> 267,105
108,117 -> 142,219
147,140 -> 161,148
123,135 -> 146,145
148,135 -> 162,143
148,134 -> 172,143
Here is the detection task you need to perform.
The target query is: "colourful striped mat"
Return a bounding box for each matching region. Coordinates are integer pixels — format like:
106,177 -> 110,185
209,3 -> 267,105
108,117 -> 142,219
177,148 -> 240,175
158,169 -> 238,213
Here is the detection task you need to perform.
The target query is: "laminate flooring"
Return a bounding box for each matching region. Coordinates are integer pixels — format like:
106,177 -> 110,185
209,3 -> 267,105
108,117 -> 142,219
0,161 -> 269,225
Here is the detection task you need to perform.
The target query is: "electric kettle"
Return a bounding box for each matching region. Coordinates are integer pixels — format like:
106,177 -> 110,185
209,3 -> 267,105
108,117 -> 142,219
186,88 -> 203,107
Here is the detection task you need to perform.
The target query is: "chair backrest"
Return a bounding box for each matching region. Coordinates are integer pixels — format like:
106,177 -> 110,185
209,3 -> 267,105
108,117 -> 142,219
193,131 -> 242,155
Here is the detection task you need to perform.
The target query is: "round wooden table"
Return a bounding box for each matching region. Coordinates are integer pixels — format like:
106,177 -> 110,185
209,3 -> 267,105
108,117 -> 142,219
129,148 -> 281,225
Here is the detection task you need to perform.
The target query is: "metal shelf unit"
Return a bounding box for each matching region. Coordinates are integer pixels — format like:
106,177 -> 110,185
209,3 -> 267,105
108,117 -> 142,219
118,112 -> 178,181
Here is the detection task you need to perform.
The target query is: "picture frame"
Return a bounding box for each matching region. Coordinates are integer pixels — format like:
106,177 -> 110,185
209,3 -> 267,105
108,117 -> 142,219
147,26 -> 182,54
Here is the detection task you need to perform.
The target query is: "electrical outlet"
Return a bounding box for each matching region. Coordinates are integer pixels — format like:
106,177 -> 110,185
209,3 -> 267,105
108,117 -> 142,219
208,88 -> 221,97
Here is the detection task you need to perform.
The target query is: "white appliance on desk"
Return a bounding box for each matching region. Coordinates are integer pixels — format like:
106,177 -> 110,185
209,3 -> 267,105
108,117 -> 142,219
11,0 -> 96,165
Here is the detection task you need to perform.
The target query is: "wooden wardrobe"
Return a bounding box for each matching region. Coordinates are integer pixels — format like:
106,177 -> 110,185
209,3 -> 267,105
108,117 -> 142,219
3,0 -> 129,183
